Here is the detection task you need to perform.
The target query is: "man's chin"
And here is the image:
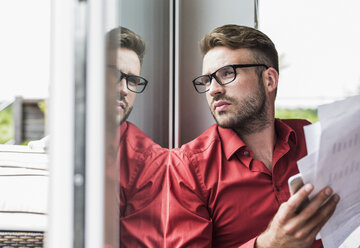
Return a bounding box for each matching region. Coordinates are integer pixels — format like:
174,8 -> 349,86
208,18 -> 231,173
212,112 -> 245,129
118,114 -> 127,125
215,120 -> 235,129
213,114 -> 233,128
118,107 -> 133,126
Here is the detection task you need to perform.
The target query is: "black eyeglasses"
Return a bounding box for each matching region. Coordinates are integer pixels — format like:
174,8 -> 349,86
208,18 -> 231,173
108,65 -> 148,93
192,64 -> 269,94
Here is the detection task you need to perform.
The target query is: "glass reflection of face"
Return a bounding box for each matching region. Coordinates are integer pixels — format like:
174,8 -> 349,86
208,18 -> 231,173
108,47 -> 141,125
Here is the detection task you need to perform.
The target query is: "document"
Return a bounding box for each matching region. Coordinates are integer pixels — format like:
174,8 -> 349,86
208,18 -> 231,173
296,95 -> 360,248
339,225 -> 360,248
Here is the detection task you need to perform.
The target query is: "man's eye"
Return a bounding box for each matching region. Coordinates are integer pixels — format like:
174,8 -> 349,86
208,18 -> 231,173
128,77 -> 139,85
201,77 -> 210,85
220,69 -> 234,78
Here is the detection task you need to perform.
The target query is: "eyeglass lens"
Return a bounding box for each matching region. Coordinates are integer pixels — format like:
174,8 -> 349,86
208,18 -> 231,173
118,71 -> 147,93
193,65 -> 236,93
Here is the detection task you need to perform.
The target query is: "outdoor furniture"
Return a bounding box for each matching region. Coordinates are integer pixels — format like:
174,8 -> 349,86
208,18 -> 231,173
0,144 -> 48,247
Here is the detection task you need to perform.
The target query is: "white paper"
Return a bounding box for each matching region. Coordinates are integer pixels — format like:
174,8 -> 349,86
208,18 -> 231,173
296,95 -> 360,248
297,152 -> 316,198
303,121 -> 321,154
339,225 -> 360,248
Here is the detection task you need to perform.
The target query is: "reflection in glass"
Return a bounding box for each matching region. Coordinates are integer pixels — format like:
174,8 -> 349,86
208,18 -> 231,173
118,0 -> 170,148
105,26 -> 167,246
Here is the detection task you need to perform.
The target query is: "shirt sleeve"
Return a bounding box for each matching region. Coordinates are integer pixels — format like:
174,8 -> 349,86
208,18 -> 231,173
120,145 -> 168,247
166,149 -> 213,247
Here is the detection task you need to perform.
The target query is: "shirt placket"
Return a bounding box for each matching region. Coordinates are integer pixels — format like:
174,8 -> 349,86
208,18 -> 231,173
272,142 -> 292,204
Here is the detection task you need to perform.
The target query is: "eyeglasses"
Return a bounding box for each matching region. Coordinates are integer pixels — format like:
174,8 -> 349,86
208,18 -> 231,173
192,64 -> 269,94
108,65 -> 148,93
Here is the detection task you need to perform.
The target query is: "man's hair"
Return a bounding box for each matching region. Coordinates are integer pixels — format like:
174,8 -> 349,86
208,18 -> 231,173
106,26 -> 146,64
200,24 -> 279,74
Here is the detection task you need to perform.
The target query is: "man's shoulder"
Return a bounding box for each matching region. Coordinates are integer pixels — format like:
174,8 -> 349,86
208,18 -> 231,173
123,121 -> 160,151
172,124 -> 223,195
280,118 -> 311,133
281,118 -> 311,126
180,124 -> 221,153
278,119 -> 311,152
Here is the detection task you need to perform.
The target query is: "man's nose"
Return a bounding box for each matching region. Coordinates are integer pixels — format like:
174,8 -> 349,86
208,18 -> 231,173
208,78 -> 225,97
118,78 -> 128,96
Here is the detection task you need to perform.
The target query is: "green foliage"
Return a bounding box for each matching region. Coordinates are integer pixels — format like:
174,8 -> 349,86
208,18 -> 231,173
38,100 -> 46,115
275,108 -> 318,123
0,100 -> 46,145
0,106 -> 14,144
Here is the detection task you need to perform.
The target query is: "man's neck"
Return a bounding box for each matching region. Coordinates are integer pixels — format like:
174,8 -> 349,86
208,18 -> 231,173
234,119 -> 277,173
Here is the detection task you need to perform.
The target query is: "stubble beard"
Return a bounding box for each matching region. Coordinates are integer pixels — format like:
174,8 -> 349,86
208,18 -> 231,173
210,79 -> 271,135
118,96 -> 133,125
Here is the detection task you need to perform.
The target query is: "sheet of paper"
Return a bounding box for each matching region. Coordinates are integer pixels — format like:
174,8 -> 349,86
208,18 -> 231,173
316,96 -> 360,247
339,225 -> 360,248
297,152 -> 316,198
297,95 -> 360,248
303,121 -> 321,154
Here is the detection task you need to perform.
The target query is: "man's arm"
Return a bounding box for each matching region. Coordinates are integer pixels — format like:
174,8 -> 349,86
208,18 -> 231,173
166,149 -> 213,247
120,146 -> 169,247
255,184 -> 339,248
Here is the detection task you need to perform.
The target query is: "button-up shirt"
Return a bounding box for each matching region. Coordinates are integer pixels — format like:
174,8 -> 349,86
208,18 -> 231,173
168,119 -> 323,248
119,121 -> 168,247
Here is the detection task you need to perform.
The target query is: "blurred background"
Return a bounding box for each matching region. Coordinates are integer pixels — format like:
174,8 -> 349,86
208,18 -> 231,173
1,0 -> 359,145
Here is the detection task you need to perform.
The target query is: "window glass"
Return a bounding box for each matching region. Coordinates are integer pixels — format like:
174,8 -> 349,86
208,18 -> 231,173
0,1 -> 50,144
259,0 -> 360,122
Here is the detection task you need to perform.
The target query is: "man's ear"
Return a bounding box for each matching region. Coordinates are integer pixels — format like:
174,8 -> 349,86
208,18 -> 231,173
263,67 -> 279,94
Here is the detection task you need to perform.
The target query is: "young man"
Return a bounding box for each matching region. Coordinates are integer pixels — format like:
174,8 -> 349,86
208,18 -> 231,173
168,24 -> 339,248
106,27 -> 167,247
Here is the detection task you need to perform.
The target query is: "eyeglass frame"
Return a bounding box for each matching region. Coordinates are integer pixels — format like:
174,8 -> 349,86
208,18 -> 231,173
108,65 -> 149,93
192,64 -> 269,94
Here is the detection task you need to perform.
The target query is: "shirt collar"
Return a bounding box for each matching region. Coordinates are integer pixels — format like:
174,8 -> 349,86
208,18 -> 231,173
275,118 -> 297,146
217,119 -> 297,161
119,121 -> 128,142
218,126 -> 247,160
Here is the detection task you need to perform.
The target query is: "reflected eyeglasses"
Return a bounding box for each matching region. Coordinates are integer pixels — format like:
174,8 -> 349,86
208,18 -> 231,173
108,65 -> 148,93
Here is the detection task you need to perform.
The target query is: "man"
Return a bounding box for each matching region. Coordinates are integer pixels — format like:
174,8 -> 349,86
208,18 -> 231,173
106,27 -> 167,247
168,24 -> 339,247
106,26 -> 148,126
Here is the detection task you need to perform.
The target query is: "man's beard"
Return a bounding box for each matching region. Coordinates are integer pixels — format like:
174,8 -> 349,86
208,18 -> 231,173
118,96 -> 133,125
210,78 -> 270,135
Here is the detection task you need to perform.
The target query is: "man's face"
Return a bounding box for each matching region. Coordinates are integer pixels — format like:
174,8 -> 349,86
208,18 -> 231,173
107,48 -> 141,125
203,47 -> 268,131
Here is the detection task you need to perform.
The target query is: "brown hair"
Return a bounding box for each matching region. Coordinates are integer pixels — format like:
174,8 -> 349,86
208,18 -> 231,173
106,26 -> 146,64
200,24 -> 279,74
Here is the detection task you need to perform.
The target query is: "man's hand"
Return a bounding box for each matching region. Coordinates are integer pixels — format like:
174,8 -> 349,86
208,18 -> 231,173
255,184 -> 339,248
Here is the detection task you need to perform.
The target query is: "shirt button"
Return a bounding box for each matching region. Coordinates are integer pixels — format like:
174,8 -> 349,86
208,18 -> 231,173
244,151 -> 249,156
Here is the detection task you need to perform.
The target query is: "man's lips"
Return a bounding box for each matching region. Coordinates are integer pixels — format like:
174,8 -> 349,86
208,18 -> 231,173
213,101 -> 231,112
118,101 -> 126,110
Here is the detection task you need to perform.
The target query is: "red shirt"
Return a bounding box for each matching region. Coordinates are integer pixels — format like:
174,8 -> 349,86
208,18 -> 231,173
168,119 -> 323,248
119,121 -> 168,247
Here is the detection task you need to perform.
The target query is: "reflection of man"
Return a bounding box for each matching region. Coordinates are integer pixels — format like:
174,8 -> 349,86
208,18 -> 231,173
106,27 -> 167,247
169,25 -> 339,248
106,26 -> 148,125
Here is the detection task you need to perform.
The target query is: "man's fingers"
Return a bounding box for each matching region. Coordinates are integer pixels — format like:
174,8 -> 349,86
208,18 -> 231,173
299,200 -> 337,243
297,187 -> 336,222
301,193 -> 340,238
285,184 -> 314,216
276,183 -> 314,230
285,186 -> 336,233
